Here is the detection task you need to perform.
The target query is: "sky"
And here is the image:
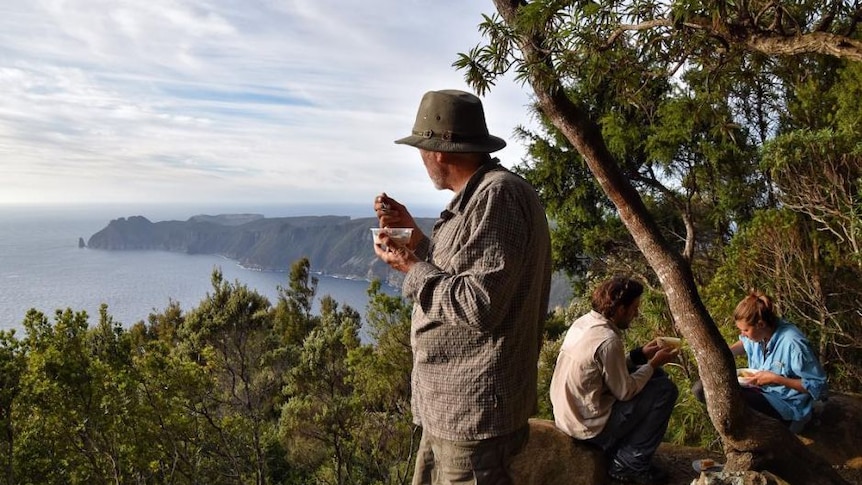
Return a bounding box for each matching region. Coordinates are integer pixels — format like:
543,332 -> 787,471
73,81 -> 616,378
0,0 -> 538,215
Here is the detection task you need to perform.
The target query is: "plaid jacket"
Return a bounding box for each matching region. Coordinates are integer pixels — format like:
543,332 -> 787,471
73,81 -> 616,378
402,160 -> 552,441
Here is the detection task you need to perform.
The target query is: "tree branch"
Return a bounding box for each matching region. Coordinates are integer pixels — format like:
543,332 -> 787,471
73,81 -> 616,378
596,15 -> 862,62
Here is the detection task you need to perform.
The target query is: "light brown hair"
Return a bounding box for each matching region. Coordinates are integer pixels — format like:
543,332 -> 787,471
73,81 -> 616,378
733,290 -> 778,329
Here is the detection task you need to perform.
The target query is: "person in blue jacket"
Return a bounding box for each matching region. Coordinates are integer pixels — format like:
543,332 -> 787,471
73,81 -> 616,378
729,290 -> 827,429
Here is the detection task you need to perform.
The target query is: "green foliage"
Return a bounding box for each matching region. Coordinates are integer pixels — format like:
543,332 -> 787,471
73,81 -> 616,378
512,124 -> 611,279
762,129 -> 862,267
345,282 -> 416,485
507,46 -> 764,288
536,336 -> 563,421
349,281 -> 412,410
663,370 -> 720,449
9,308 -> 163,484
708,207 -> 862,392
0,330 -> 24,484
834,63 -> 862,134
2,265 -> 422,485
7,3 -> 862,475
458,0 -> 862,452
542,308 -> 570,342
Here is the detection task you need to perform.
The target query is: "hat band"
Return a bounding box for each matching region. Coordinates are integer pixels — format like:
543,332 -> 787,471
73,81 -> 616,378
413,129 -> 488,142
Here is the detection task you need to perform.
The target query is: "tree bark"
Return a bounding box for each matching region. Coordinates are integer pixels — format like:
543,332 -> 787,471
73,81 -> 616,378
744,32 -> 862,63
489,1 -> 849,483
601,18 -> 862,62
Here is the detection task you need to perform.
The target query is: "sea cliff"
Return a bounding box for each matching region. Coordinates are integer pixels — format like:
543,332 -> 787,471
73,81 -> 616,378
87,213 -> 573,307
86,214 -> 436,287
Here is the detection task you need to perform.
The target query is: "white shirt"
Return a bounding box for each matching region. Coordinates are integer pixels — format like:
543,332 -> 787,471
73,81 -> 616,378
549,310 -> 653,439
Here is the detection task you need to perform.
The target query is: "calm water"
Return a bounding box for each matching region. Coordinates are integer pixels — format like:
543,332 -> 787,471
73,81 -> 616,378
0,204 -> 399,338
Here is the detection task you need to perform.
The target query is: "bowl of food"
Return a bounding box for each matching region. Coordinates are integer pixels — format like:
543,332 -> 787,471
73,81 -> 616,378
370,227 -> 413,247
656,336 -> 682,350
737,368 -> 756,387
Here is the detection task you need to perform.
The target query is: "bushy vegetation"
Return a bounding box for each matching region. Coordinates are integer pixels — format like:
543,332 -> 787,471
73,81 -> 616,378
0,260 -> 416,485
456,0 -> 862,462
3,215 -> 859,485
3,2 -> 862,480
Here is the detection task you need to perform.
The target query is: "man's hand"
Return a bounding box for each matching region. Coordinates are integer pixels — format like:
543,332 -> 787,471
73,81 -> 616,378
648,347 -> 679,368
373,232 -> 419,273
374,193 -> 424,248
642,339 -> 662,359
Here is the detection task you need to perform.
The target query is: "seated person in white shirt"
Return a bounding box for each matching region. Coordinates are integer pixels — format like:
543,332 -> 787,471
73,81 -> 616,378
550,277 -> 678,485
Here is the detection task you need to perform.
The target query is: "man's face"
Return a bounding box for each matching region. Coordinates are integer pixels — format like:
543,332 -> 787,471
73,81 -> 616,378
615,296 -> 641,330
420,149 -> 449,191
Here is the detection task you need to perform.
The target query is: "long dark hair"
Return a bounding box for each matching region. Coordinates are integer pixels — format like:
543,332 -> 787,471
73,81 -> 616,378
591,277 -> 644,319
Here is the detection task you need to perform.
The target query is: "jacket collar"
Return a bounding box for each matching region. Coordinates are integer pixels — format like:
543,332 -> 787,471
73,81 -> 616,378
590,310 -> 624,336
446,158 -> 502,216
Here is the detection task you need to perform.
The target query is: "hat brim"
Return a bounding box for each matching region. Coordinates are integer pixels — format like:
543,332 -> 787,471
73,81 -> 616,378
394,134 -> 506,153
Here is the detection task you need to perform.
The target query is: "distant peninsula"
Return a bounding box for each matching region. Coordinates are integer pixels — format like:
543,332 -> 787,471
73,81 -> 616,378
86,213 -> 573,308
86,213 -> 436,287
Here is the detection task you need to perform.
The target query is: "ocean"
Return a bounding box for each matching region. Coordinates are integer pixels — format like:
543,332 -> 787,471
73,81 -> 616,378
0,204 -> 401,339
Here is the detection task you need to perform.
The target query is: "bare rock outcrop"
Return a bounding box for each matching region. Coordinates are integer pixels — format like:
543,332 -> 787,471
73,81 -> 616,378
512,393 -> 862,485
798,392 -> 862,469
691,471 -> 789,484
512,419 -> 605,485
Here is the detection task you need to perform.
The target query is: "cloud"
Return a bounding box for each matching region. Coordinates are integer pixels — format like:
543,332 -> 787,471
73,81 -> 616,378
0,0 -> 536,211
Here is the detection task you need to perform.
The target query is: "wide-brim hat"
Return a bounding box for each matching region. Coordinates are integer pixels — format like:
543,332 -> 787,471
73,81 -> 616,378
394,89 -> 506,153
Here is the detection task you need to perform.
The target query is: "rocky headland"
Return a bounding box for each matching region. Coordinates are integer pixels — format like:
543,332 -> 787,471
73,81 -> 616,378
85,214 -> 432,287
85,214 -> 573,306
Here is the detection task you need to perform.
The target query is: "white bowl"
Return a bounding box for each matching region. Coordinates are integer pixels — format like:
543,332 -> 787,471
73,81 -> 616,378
656,336 -> 682,350
737,368 -> 756,387
370,227 -> 413,245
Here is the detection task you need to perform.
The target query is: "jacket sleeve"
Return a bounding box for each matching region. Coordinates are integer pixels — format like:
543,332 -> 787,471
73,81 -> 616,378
598,337 -> 653,402
402,183 -> 539,332
790,340 -> 828,400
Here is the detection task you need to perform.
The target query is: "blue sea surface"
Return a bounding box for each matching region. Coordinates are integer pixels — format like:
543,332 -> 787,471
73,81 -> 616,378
0,204 -> 400,339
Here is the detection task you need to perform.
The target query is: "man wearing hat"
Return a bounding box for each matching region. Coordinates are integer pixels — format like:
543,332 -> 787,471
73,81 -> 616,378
373,89 -> 552,484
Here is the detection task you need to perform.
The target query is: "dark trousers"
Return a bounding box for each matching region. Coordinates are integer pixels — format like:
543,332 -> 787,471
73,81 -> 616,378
691,379 -> 787,422
585,370 -> 678,473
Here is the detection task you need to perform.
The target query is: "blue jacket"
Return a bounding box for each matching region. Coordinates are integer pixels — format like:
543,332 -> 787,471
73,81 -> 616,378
741,320 -> 827,421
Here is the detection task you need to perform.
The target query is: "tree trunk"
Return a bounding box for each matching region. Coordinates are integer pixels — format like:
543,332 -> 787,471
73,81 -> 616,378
490,1 -> 848,483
